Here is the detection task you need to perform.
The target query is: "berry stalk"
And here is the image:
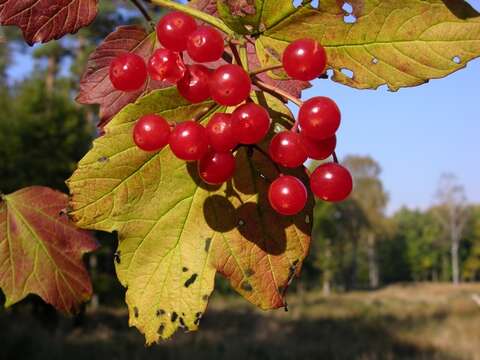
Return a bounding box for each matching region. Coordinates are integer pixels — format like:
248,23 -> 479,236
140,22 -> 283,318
252,78 -> 303,107
149,0 -> 234,35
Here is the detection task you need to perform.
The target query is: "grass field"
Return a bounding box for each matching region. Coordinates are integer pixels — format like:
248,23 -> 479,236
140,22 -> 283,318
1,283 -> 480,360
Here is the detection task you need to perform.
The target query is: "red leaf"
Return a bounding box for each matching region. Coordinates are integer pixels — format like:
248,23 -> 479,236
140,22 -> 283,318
0,0 -> 98,45
76,25 -> 171,129
0,187 -> 98,312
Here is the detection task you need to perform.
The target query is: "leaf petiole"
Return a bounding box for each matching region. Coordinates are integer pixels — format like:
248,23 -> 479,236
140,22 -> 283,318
252,78 -> 303,107
148,0 -> 234,35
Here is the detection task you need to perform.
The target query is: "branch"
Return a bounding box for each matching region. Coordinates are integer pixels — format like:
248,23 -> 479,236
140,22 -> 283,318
148,0 -> 234,35
252,78 -> 303,107
332,151 -> 339,164
250,64 -> 283,76
229,42 -> 243,67
128,0 -> 154,28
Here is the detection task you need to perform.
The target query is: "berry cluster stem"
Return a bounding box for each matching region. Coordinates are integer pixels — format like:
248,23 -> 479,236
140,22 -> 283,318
229,42 -> 243,67
148,0 -> 234,35
250,64 -> 283,76
252,78 -> 303,107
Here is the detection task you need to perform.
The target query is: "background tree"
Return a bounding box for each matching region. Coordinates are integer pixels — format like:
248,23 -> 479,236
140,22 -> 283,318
434,173 -> 470,284
343,155 -> 389,288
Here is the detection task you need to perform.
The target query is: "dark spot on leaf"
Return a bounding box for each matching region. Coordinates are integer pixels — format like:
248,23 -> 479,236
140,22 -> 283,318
194,318 -> 201,326
293,259 -> 299,266
171,312 -> 178,322
98,156 -> 109,163
158,324 -> 165,335
182,267 -> 189,272
195,312 -> 203,319
179,317 -> 186,328
241,281 -> 253,292
184,273 -> 198,288
245,268 -> 255,277
202,295 -> 209,301
205,238 -> 212,252
156,309 -> 165,317
133,307 -> 139,318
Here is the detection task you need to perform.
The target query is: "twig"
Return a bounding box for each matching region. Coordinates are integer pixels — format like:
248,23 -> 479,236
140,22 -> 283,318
148,0 -> 234,35
252,78 -> 303,107
128,0 -> 155,29
250,64 -> 283,76
332,151 -> 339,164
193,102 -> 218,121
229,42 -> 243,67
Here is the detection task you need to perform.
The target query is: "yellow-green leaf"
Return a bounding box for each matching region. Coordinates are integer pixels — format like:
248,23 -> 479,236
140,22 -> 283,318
258,0 -> 480,90
67,88 -> 311,343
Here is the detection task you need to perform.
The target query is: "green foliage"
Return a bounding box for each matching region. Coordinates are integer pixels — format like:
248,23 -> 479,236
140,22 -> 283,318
0,76 -> 93,194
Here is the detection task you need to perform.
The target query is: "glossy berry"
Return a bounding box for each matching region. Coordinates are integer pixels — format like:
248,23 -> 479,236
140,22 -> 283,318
269,131 -> 308,168
169,121 -> 209,161
187,25 -> 224,63
268,176 -> 308,216
133,114 -> 171,152
300,133 -> 336,160
209,64 -> 251,106
109,53 -> 147,91
298,96 -> 341,140
231,103 -> 271,144
177,65 -> 211,103
198,150 -> 236,185
156,11 -> 197,52
206,113 -> 237,152
310,163 -> 353,202
282,38 -> 327,81
148,49 -> 186,84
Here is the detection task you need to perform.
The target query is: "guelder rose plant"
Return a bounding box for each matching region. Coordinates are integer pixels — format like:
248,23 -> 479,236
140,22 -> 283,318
1,0 -> 479,344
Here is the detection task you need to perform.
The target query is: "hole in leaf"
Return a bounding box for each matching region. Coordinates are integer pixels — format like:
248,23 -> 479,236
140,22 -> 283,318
344,14 -> 357,23
340,68 -> 354,79
372,58 -> 379,64
293,0 -> 318,8
452,56 -> 461,64
342,2 -> 353,12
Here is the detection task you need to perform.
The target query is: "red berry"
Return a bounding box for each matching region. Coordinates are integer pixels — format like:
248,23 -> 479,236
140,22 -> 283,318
133,114 -> 171,152
298,96 -> 341,140
198,150 -> 236,185
231,103 -> 271,144
187,25 -> 224,63
300,133 -> 336,160
269,131 -> 308,168
282,38 -> 327,81
206,113 -> 237,152
147,48 -> 186,84
156,11 -> 197,52
109,53 -> 147,92
177,64 -> 211,103
169,121 -> 209,161
209,64 -> 251,106
268,175 -> 308,216
310,163 -> 352,202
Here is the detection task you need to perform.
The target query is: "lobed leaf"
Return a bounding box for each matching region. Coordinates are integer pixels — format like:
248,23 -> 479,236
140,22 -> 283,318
260,0 -> 480,90
67,87 -> 312,343
76,25 -> 171,129
0,0 -> 98,45
0,187 -> 97,312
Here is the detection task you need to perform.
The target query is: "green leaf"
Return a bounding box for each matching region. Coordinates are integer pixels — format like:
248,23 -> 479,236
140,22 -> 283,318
258,0 -> 480,90
0,186 -> 97,312
67,88 -> 312,343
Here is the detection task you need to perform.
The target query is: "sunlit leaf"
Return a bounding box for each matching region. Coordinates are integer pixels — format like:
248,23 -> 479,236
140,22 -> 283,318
67,87 -> 312,343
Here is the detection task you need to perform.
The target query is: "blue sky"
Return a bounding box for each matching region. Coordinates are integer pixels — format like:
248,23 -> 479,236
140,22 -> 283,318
5,1 -> 480,214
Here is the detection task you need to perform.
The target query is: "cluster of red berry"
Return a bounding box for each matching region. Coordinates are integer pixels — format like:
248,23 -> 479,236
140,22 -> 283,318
108,11 -> 353,217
